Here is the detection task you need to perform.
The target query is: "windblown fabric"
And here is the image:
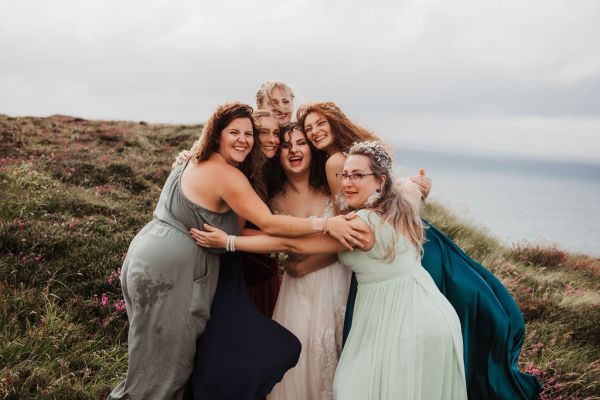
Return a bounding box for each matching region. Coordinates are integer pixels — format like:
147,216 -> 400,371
342,220 -> 542,400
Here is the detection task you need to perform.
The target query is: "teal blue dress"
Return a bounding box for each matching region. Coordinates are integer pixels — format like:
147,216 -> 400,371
342,220 -> 542,400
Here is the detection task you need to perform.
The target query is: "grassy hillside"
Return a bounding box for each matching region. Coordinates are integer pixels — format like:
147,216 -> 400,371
1,114 -> 599,399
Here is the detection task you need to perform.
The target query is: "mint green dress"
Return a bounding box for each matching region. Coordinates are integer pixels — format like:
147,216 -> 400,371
334,210 -> 467,400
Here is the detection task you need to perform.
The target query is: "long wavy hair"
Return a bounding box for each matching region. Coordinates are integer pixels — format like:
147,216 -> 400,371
190,102 -> 267,200
268,123 -> 329,199
348,141 -> 424,260
296,102 -> 379,152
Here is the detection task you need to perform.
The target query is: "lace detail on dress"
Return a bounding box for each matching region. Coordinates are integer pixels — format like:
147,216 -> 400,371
335,305 -> 347,356
268,199 -> 351,400
308,324 -> 337,400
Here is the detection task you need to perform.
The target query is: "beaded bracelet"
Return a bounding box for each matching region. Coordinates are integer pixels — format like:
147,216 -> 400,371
226,235 -> 237,252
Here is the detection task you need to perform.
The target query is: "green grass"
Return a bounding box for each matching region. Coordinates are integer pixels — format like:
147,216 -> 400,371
1,114 -> 599,399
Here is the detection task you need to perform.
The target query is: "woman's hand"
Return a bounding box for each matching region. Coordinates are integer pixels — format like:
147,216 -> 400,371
190,224 -> 228,249
326,215 -> 369,251
409,168 -> 431,200
172,149 -> 191,169
284,261 -> 306,278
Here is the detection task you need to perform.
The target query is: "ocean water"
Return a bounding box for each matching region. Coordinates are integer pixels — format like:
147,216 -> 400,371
394,148 -> 600,257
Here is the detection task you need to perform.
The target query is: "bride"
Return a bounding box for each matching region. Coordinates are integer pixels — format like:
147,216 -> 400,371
268,123 -> 351,399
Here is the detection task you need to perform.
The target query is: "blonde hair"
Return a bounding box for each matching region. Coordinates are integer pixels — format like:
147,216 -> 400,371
348,141 -> 424,260
253,109 -> 278,128
255,81 -> 295,109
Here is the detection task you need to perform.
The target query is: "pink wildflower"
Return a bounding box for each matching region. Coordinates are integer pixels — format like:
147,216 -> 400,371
101,293 -> 109,306
114,299 -> 126,312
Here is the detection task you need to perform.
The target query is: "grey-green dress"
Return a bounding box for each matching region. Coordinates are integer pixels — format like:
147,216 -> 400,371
108,161 -> 238,400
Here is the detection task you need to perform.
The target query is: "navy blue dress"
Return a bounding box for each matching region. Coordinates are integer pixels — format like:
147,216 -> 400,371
191,252 -> 301,399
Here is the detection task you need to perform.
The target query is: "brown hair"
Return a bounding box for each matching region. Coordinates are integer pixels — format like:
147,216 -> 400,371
269,123 -> 329,198
255,81 -> 295,109
190,102 -> 267,200
348,141 -> 424,260
296,102 -> 379,152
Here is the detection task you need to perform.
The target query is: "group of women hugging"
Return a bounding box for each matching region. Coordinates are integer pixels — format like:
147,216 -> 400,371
108,81 -> 542,400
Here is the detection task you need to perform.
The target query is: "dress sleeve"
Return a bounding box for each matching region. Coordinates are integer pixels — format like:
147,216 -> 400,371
354,209 -> 379,232
353,209 -> 396,259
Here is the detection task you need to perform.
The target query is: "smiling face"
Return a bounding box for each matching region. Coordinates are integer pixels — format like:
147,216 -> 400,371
303,111 -> 336,154
342,154 -> 386,209
256,115 -> 280,159
264,87 -> 293,125
280,128 -> 312,177
217,117 -> 254,165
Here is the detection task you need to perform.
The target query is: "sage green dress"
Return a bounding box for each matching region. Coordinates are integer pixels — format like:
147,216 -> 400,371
334,209 -> 467,400
108,160 -> 238,400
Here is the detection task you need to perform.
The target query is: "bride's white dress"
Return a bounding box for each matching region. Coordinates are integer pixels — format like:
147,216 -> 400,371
268,205 -> 351,400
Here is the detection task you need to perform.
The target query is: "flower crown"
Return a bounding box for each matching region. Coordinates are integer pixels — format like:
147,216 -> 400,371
348,141 -> 393,173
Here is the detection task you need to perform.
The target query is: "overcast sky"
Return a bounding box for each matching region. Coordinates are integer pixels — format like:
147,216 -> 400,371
1,0 -> 599,161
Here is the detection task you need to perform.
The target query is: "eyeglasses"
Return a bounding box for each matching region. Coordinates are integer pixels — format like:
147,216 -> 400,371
335,172 -> 376,183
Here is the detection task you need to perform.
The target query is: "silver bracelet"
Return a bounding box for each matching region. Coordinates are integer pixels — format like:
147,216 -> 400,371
226,235 -> 237,252
226,235 -> 232,252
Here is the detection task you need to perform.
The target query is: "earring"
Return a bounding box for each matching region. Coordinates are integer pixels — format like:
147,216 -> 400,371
365,189 -> 381,208
335,192 -> 349,211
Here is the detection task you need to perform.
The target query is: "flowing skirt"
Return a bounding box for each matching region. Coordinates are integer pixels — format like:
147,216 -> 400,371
342,220 -> 542,399
268,262 -> 351,400
190,252 -> 301,400
335,269 -> 466,399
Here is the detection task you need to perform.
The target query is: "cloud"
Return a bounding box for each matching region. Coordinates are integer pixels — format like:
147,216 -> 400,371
0,0 -> 598,160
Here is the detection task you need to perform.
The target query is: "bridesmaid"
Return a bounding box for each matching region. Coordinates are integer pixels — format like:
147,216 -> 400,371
242,80 -> 296,318
109,102 -> 301,400
240,109 -> 283,317
255,80 -> 295,125
191,141 -> 468,400
173,104 -> 290,317
296,102 -> 382,214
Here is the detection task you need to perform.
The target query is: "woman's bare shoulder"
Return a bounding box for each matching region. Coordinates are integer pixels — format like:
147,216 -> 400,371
187,158 -> 245,180
325,152 -> 346,171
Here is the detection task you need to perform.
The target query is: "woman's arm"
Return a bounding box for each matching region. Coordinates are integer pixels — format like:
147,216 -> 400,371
407,168 -> 431,201
216,164 -> 368,249
240,227 -> 262,236
285,254 -> 339,278
191,216 -> 375,255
